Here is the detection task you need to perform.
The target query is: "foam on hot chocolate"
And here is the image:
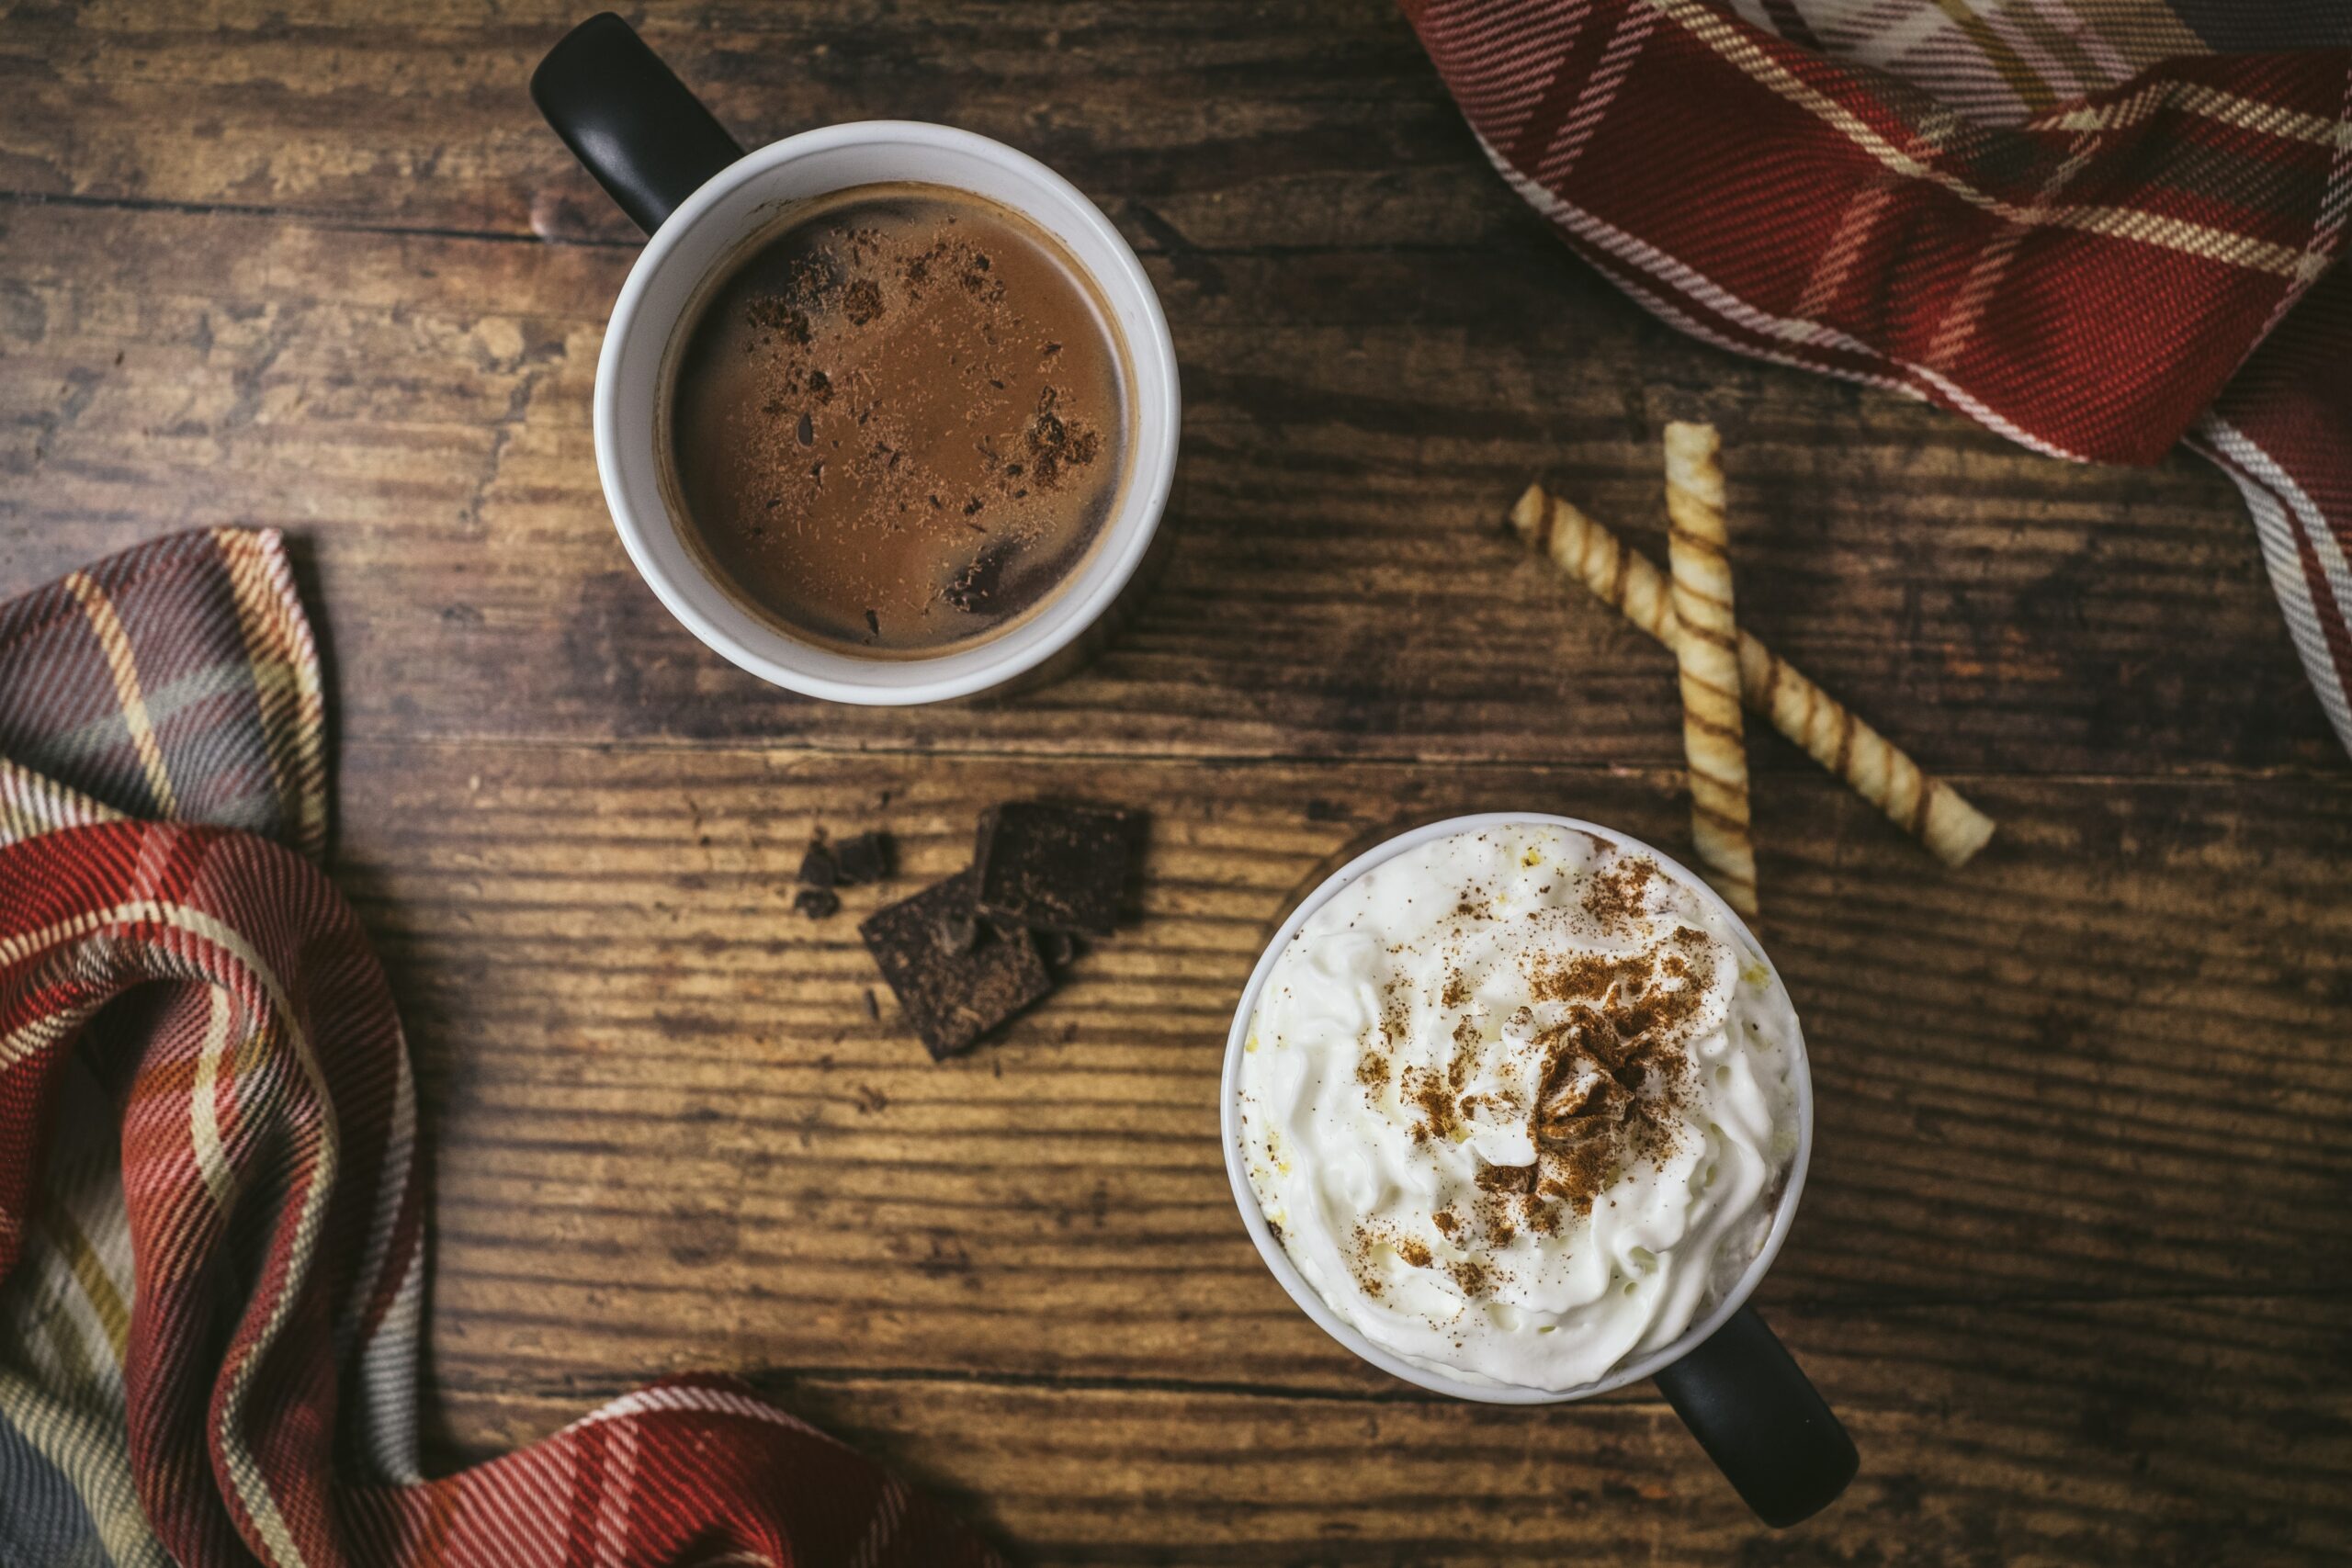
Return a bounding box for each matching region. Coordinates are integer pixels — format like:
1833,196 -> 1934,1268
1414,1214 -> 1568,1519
1237,824 -> 1801,1391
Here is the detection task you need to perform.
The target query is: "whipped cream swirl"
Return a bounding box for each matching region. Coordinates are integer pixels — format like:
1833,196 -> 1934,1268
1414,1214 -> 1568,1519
1238,824 -> 1800,1392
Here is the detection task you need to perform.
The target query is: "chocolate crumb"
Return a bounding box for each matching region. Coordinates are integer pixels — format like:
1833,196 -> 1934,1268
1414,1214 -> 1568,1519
832,831 -> 893,886
841,277 -> 884,325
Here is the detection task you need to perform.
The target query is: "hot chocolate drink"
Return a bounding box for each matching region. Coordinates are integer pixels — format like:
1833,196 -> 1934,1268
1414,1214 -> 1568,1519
664,182 -> 1129,654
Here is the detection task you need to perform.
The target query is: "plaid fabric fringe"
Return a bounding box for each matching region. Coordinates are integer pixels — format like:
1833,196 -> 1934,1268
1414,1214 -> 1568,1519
1406,0 -> 2352,756
0,530 -> 997,1566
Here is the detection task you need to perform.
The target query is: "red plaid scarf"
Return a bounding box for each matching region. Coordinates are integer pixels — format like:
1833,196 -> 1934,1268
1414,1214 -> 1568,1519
1407,0 -> 2352,756
0,531 -> 996,1565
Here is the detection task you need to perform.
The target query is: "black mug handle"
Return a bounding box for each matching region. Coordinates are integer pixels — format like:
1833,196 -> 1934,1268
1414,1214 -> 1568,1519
1652,1304 -> 1858,1528
531,13 -> 745,235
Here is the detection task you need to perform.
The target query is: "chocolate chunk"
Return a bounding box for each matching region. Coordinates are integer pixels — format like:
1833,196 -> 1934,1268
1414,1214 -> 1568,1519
972,802 -> 1143,937
974,914 -> 1080,967
793,886 -> 841,920
860,871 -> 1053,1059
832,830 -> 893,885
937,904 -> 980,953
797,840 -> 839,887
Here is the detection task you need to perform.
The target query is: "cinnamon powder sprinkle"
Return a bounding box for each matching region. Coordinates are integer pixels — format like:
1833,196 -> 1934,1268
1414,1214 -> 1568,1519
1517,928 -> 1714,1213
1317,846 -> 1736,1325
1582,854 -> 1657,931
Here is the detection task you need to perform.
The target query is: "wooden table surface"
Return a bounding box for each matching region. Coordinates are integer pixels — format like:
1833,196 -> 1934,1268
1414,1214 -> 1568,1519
5,3 -> 2350,1562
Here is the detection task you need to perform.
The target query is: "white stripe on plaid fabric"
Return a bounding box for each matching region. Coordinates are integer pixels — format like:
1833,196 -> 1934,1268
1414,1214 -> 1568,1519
189,986 -> 240,1214
1532,4 -> 1659,188
2038,80 -> 2352,146
851,1475 -> 909,1568
594,1395 -> 642,1568
0,892 -> 341,1568
2192,413 -> 2352,752
1477,133 -> 2098,458
157,897 -> 338,1568
1644,0 -> 2323,276
1790,0 -> 2213,123
1925,131 -> 2103,371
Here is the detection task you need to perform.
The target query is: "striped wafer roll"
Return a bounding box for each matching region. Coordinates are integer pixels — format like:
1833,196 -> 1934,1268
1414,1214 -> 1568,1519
1661,423 -> 1760,918
1509,482 -> 1996,869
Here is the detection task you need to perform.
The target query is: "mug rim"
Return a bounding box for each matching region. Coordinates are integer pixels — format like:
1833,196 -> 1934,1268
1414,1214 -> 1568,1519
593,120 -> 1182,705
1218,811 -> 1816,1404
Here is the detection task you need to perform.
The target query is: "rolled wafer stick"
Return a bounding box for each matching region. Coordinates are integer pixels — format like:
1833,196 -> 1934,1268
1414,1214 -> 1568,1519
1661,423 -> 1759,918
1509,479 -> 1997,869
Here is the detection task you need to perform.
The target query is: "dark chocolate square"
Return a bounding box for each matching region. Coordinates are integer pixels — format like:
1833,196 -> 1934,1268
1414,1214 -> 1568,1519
860,871 -> 1054,1059
831,830 -> 894,886
971,802 -> 1143,937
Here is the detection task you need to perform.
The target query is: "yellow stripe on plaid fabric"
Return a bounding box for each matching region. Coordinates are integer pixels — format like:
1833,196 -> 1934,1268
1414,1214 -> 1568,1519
1930,0 -> 2054,114
210,530 -> 328,862
0,897 -> 331,1565
1644,0 -> 2314,279
0,759 -> 122,851
0,1368 -> 171,1568
33,1202 -> 130,1363
62,574 -> 180,822
143,899 -> 331,1568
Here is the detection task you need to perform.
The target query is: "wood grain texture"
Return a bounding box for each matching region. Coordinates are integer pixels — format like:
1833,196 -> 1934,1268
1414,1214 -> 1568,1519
433,1291 -> 2352,1566
0,164 -> 2341,773
5,0 -> 2351,1559
336,747 -> 2352,1361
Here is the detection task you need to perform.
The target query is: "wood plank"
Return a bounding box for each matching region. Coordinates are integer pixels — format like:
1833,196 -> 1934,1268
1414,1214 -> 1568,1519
3,200 -> 2334,772
329,742 -> 2352,1397
428,1292 -> 2352,1564
0,2 -> 1497,249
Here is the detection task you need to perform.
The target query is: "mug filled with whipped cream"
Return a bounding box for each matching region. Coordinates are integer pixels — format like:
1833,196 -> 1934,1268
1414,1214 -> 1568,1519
1222,813 -> 1857,1527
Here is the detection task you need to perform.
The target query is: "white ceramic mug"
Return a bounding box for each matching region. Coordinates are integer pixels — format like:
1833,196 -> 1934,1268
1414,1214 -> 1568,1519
1222,812 -> 1856,1525
535,15 -> 1181,705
